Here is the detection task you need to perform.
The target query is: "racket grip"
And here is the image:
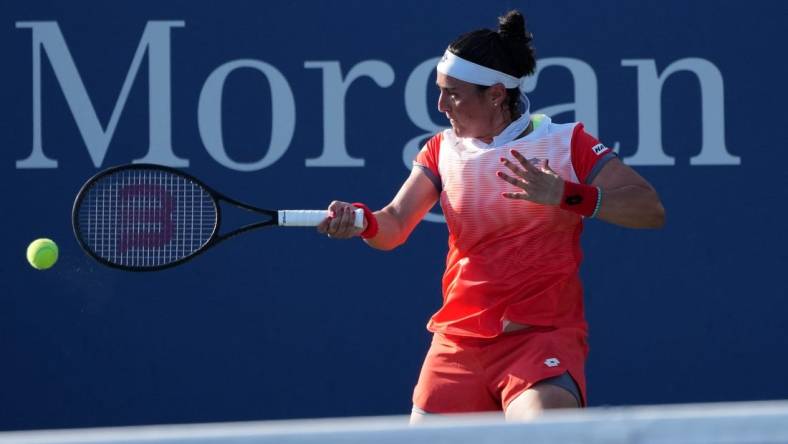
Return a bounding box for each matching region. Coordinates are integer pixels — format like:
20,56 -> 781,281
278,209 -> 364,228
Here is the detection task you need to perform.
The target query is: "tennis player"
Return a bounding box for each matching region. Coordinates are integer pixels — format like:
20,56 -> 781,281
318,10 -> 664,422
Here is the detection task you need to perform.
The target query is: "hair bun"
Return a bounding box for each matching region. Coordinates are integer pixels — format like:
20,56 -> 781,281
497,10 -> 535,76
498,10 -> 531,44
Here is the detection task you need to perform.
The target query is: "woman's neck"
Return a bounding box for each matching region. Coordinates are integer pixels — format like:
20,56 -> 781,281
477,111 -> 515,144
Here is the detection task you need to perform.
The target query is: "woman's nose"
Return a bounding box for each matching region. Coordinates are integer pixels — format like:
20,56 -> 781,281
437,91 -> 449,113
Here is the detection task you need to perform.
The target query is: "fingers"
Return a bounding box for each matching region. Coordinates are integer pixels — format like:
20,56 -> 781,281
317,201 -> 341,234
541,158 -> 556,174
499,157 -> 537,189
501,191 -> 529,200
331,206 -> 356,238
500,151 -> 541,181
499,157 -> 524,179
497,152 -> 560,204
497,153 -> 564,206
316,218 -> 330,234
500,151 -> 558,181
496,170 -> 527,188
510,150 -> 540,173
320,201 -> 361,239
495,170 -> 531,200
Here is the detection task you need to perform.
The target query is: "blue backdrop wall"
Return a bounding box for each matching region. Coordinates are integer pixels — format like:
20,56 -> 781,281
2,0 -> 786,431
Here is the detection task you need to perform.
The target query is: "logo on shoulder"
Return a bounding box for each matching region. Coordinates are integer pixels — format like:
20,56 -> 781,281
544,358 -> 561,368
592,144 -> 608,156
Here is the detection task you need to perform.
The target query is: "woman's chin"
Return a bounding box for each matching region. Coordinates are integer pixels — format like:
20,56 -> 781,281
451,124 -> 480,139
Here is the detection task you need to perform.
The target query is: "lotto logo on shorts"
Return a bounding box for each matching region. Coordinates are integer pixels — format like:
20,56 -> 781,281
592,144 -> 608,155
544,358 -> 560,368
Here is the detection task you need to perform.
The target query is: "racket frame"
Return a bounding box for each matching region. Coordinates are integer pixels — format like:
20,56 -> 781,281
72,164 -> 284,272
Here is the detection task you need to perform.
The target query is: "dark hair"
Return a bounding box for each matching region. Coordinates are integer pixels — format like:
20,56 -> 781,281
447,10 -> 535,118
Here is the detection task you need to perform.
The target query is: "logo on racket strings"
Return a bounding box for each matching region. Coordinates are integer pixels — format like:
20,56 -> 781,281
118,184 -> 175,254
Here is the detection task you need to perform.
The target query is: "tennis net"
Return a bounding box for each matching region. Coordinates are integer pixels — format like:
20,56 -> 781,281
2,400 -> 788,444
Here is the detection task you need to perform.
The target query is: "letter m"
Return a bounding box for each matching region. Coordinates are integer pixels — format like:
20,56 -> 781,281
15,21 -> 187,169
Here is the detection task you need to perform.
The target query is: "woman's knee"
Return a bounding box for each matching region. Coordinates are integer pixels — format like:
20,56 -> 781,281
409,406 -> 432,425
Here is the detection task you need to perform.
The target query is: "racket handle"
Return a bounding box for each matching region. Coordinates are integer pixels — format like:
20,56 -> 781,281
278,209 -> 364,228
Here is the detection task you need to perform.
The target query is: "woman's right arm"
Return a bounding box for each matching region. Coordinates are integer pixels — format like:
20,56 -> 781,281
366,167 -> 440,250
318,167 -> 440,250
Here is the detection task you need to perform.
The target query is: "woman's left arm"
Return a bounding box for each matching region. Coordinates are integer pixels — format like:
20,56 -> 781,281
498,152 -> 665,229
589,157 -> 665,229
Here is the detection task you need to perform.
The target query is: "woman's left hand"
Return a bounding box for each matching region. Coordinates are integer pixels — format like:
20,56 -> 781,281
497,149 -> 564,206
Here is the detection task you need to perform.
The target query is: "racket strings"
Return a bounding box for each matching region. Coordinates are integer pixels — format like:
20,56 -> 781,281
77,169 -> 217,268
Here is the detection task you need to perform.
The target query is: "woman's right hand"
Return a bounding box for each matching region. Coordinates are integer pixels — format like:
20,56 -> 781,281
317,200 -> 366,239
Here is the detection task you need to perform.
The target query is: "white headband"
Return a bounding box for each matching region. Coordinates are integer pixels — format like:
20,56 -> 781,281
436,49 -> 533,146
436,50 -> 522,89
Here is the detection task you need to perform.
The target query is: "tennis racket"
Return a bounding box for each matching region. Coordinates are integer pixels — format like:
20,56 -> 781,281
72,163 -> 362,271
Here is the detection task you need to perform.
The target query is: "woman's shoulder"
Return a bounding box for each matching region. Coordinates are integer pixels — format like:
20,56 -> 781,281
422,131 -> 449,151
532,114 -> 581,135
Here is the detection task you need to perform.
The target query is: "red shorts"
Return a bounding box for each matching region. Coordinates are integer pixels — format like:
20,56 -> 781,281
412,326 -> 588,413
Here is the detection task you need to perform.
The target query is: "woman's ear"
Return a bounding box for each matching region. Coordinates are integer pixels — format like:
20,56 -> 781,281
487,83 -> 508,107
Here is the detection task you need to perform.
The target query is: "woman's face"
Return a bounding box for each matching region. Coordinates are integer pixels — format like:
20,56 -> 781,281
436,72 -> 506,141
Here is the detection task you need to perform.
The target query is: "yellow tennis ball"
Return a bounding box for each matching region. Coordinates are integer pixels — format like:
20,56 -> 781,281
27,238 -> 58,270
